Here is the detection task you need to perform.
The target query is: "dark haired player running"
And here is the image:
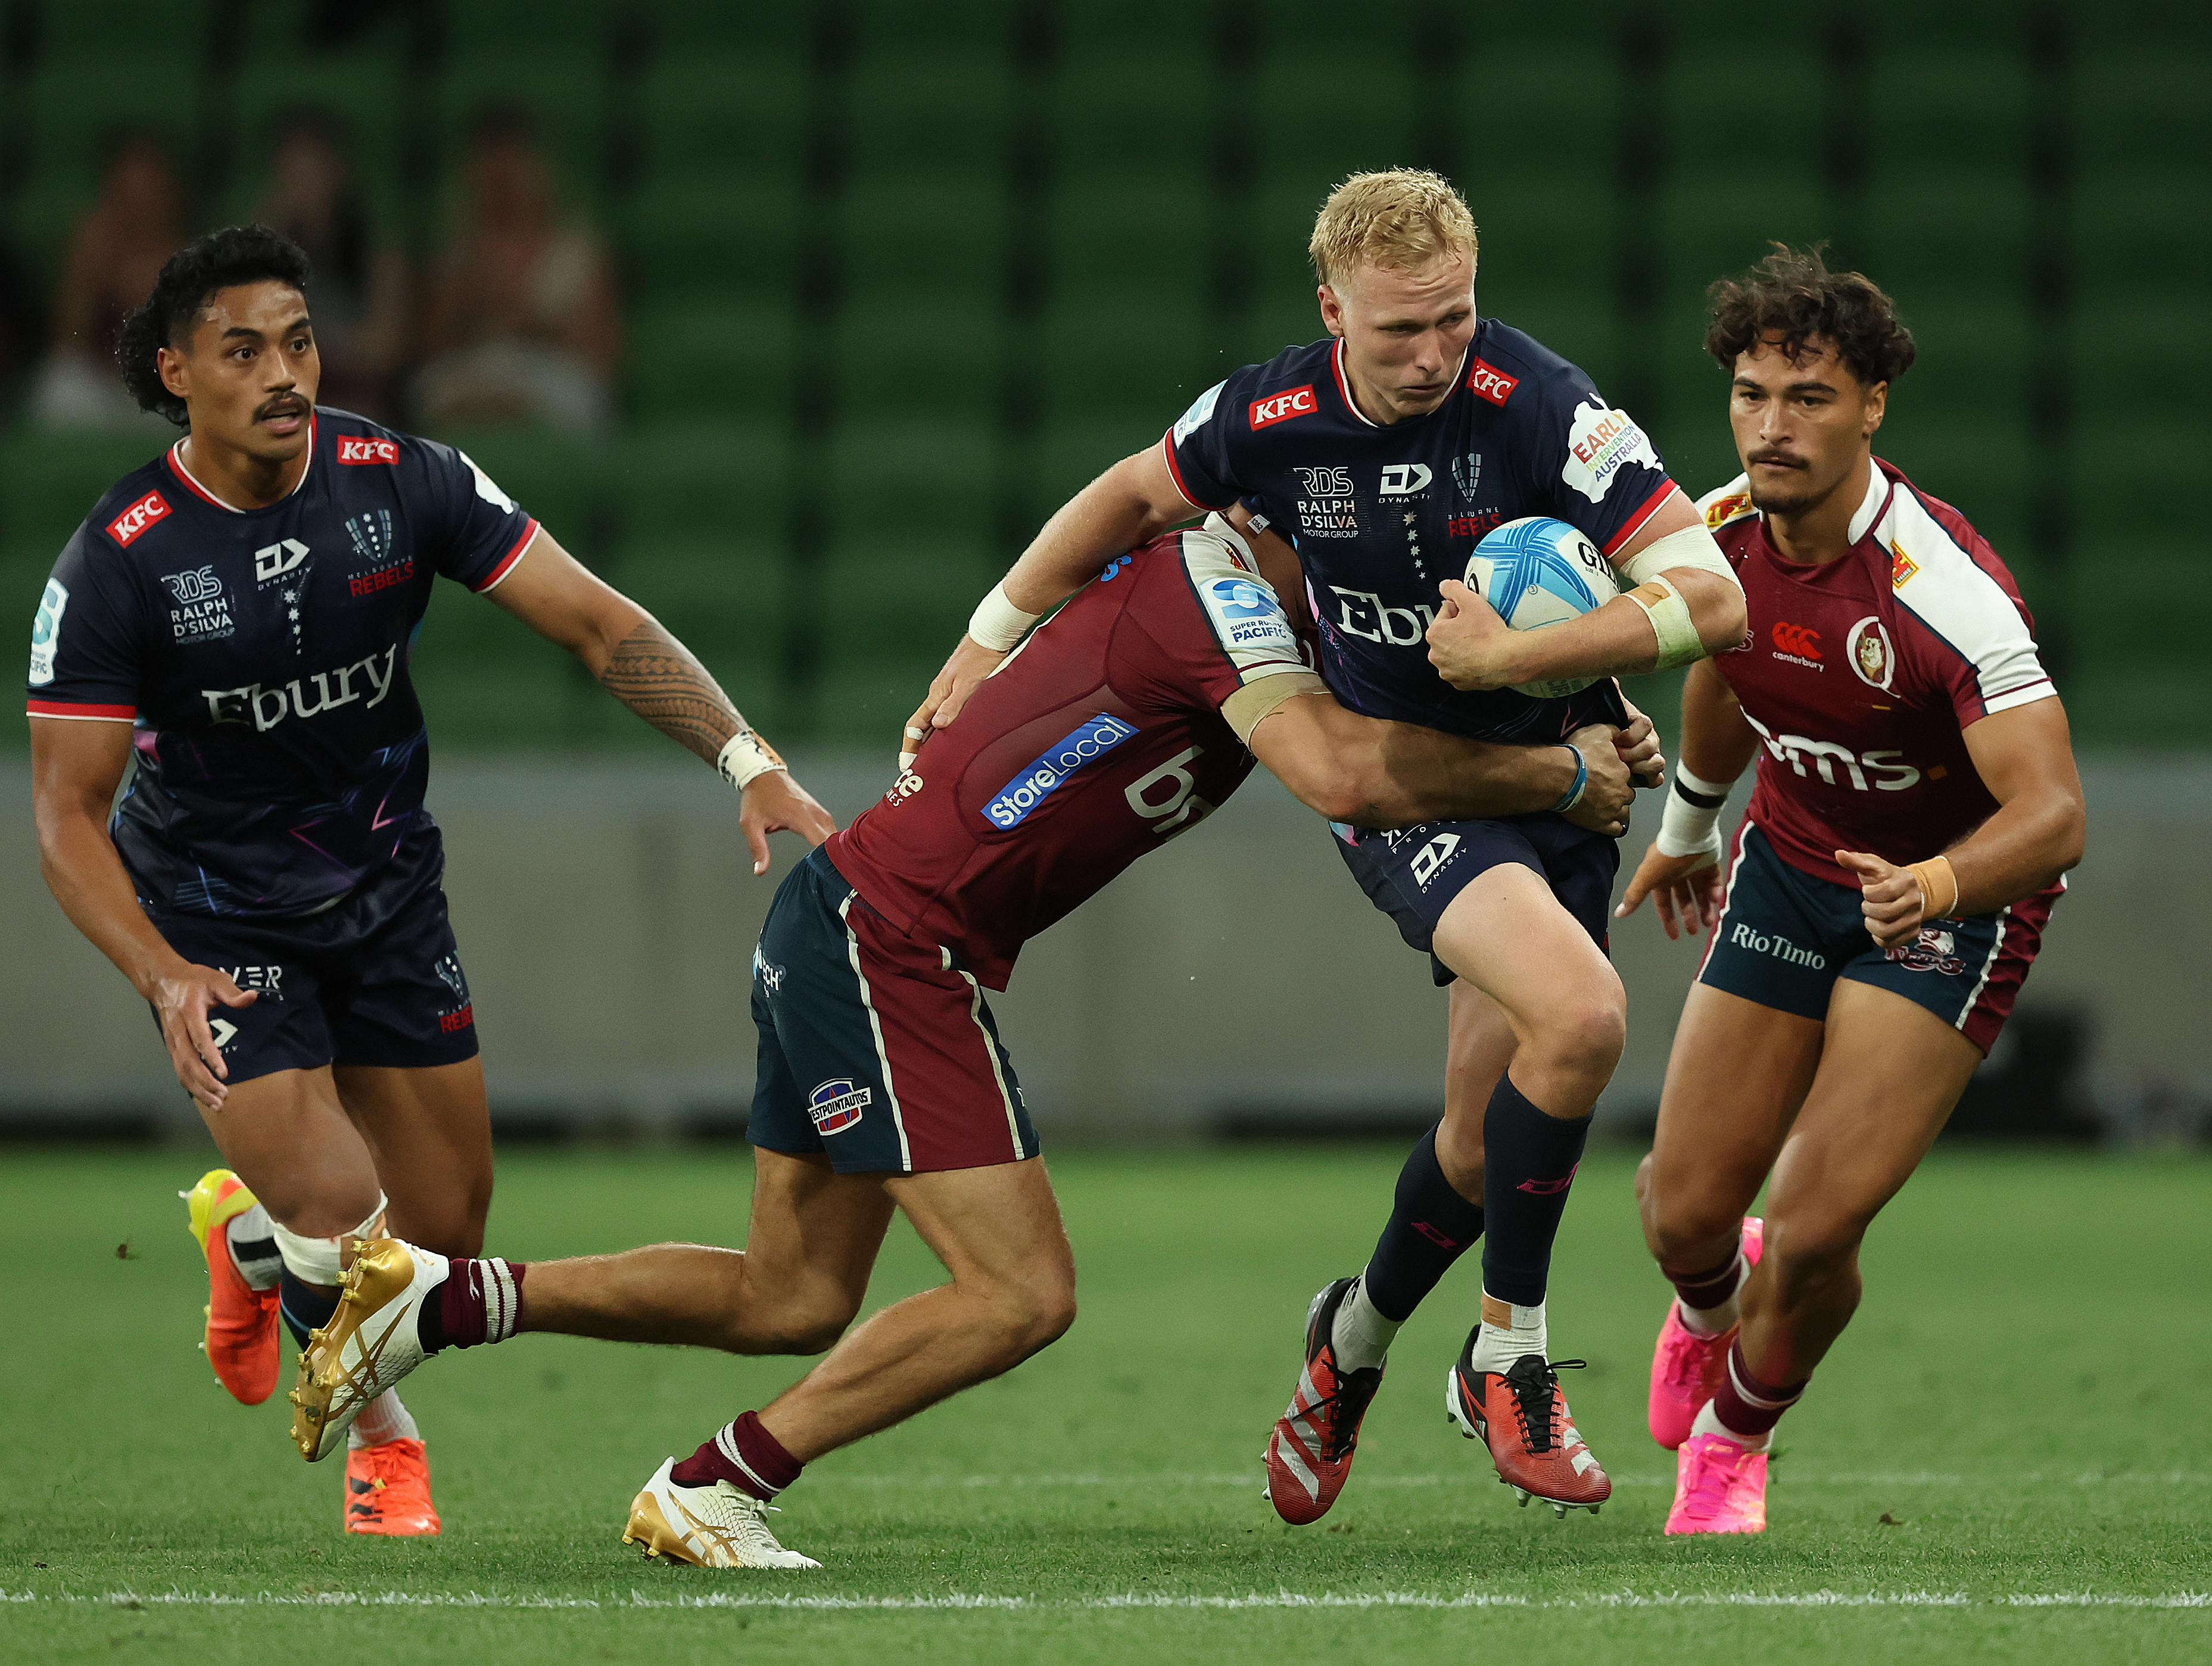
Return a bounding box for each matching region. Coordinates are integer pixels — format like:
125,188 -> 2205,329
908,170 -> 1746,1523
26,225 -> 833,1534
1615,247 -> 2085,1534
275,514 -> 1658,1568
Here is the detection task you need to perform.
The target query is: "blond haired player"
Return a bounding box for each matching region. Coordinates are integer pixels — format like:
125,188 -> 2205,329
907,170 -> 1746,1523
1617,247 -> 2085,1533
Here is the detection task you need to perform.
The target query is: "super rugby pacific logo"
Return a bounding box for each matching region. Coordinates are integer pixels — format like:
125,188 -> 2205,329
1250,385 -> 1317,429
982,713 -> 1139,830
108,489 -> 171,547
808,1080 -> 870,1135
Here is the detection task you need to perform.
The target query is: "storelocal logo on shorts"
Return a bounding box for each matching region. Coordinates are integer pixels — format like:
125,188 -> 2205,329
982,713 -> 1139,829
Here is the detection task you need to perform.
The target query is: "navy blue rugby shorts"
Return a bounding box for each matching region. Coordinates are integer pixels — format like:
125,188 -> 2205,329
142,823 -> 479,1084
747,847 -> 1039,1175
1332,812 -> 1619,987
1695,821 -> 2057,1056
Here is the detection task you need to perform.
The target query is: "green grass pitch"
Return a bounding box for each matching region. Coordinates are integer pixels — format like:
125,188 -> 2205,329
3,1143 -> 2207,1665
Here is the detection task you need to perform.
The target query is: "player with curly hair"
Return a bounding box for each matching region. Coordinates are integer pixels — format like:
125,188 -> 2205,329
26,224 -> 834,1534
1614,245 -> 2086,1534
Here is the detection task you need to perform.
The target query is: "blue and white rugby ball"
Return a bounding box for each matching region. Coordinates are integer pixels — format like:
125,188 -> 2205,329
1463,516 -> 1619,699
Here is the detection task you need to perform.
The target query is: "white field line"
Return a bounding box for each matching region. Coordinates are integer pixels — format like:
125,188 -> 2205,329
6,1588 -> 2208,1614
809,1470 -> 2212,1490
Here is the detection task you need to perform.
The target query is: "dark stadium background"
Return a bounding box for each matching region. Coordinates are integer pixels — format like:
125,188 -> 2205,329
1,0 -> 2204,1145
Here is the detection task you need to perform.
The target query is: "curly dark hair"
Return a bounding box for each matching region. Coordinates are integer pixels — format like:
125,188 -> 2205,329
117,224 -> 313,426
1705,244 -> 1915,388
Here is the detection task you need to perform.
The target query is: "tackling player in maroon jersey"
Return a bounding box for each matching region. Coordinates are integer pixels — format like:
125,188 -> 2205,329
263,516 -> 1658,1567
1614,248 -> 2086,1534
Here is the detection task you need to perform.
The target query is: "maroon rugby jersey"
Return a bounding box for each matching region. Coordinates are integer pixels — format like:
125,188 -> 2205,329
828,525 -> 1310,990
1700,459 -> 2054,885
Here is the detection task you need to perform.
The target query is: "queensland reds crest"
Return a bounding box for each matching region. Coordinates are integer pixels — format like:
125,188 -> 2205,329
1885,925 -> 1966,976
1846,616 -> 1896,691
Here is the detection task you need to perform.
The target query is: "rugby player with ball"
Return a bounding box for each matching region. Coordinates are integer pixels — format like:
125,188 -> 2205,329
1615,247 -> 2086,1534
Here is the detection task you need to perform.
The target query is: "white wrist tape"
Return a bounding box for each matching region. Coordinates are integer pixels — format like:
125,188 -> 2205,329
1655,765 -> 1739,860
967,579 -> 1042,652
715,729 -> 788,791
1624,573 -> 1706,670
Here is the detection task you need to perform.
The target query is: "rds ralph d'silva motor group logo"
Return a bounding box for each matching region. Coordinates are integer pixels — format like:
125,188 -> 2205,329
808,1079 -> 871,1135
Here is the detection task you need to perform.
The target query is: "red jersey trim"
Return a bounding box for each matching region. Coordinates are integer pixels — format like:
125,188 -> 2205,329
1158,432 -> 1232,512
1329,339 -> 1376,429
471,518 -> 541,593
164,415 -> 319,510
1602,481 -> 1685,559
27,699 -> 136,721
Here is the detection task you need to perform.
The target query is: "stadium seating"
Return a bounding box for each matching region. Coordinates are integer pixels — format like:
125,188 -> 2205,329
0,0 -> 2202,748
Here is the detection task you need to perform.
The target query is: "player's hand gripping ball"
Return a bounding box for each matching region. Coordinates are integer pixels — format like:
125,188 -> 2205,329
1459,517 -> 1620,699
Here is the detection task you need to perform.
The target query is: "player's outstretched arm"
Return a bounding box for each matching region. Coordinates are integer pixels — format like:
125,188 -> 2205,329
905,446 -> 1200,760
1244,686 -> 1643,835
485,528 -> 836,875
30,717 -> 258,1108
1426,495 -> 1748,692
1839,697 -> 2086,949
1616,657 -> 1762,940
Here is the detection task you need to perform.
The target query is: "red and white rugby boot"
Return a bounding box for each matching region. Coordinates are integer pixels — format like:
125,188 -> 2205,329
1261,1278 -> 1387,1525
1445,1342 -> 1610,1518
1663,1427 -> 1768,1535
344,1437 -> 442,1536
1648,1216 -> 1765,1450
180,1168 -> 281,1405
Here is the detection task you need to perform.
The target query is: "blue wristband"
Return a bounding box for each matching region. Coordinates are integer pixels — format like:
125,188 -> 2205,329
1550,744 -> 1588,813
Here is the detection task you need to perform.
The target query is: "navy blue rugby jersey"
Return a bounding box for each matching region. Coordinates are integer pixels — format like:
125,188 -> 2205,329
1162,320 -> 1682,744
25,410 -> 538,917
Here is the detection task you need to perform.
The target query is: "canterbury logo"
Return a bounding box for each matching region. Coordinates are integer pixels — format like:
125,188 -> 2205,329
1771,622 -> 1822,659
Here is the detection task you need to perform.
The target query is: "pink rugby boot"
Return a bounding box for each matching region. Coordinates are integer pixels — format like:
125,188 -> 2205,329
1647,1216 -> 1764,1449
1663,1427 -> 1769,1535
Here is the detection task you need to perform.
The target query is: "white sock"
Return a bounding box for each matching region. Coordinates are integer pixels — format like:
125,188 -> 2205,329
1329,1277 -> 1401,1372
1691,1396 -> 1771,1452
1677,1251 -> 1747,1338
224,1204 -> 283,1291
1466,1293 -> 1548,1374
347,1390 -> 420,1450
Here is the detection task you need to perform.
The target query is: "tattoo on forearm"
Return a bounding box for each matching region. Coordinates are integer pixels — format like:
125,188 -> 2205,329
599,621 -> 743,765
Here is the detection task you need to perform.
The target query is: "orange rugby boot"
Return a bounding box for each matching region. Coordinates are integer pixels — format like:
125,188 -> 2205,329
345,1437 -> 442,1536
1648,1216 -> 1765,1450
1445,1343 -> 1610,1518
180,1168 -> 281,1405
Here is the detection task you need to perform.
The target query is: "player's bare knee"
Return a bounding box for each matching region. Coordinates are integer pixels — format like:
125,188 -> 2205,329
1766,1214 -> 1865,1291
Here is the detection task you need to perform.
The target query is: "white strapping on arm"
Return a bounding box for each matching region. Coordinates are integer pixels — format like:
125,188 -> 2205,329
967,580 -> 1042,652
1618,520 -> 1740,591
716,729 -> 789,791
1620,521 -> 1743,671
1655,763 -> 1740,862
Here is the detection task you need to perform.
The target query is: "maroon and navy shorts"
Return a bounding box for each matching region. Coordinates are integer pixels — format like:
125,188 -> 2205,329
1696,820 -> 2058,1055
746,848 -> 1037,1175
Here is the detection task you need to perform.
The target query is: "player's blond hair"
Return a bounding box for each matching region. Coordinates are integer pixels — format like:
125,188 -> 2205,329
1308,169 -> 1478,288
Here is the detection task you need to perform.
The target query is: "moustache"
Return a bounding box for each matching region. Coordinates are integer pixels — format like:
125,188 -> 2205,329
1747,451 -> 1806,470
256,397 -> 308,420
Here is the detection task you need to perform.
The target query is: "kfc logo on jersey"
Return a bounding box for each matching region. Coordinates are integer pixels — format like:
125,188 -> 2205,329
108,489 -> 171,547
1770,622 -> 1823,669
1561,401 -> 1660,504
1743,712 -> 1920,793
337,436 -> 400,466
1466,360 -> 1519,405
1379,464 -> 1433,497
1250,385 -> 1317,429
1846,616 -> 1896,691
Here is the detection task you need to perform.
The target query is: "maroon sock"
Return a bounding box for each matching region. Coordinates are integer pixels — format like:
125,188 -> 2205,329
670,1411 -> 804,1501
417,1257 -> 526,1352
1711,1337 -> 1807,1439
1666,1249 -> 1745,1314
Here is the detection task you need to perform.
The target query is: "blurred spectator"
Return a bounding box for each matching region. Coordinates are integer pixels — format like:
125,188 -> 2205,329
0,232 -> 38,414
412,111 -> 621,439
31,135 -> 185,430
253,113 -> 409,420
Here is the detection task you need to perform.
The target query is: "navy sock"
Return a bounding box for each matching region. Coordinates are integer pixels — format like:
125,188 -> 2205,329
1360,1124 -> 1485,1321
278,1268 -> 340,1353
1479,1074 -> 1593,1308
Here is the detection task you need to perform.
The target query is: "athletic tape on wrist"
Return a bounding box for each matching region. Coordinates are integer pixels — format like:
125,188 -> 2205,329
715,729 -> 788,791
1549,744 -> 1588,813
1656,763 -> 1737,860
967,579 -> 1041,652
1625,573 -> 1706,670
1908,853 -> 1959,920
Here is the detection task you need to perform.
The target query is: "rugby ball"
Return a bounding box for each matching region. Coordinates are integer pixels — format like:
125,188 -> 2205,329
1462,516 -> 1619,699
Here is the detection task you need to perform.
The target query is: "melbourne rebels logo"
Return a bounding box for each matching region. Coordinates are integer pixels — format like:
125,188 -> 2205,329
808,1079 -> 871,1135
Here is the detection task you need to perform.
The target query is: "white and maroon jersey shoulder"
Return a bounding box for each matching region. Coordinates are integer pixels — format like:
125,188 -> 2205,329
1704,459 -> 2056,885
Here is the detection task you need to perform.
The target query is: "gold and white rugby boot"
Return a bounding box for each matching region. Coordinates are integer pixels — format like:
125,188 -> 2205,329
623,1458 -> 822,1570
289,1237 -> 447,1461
